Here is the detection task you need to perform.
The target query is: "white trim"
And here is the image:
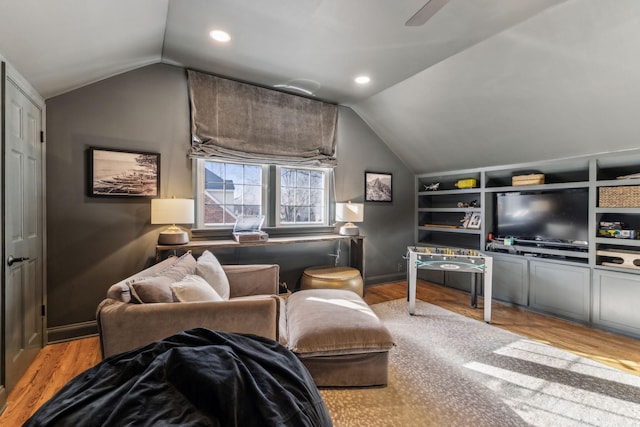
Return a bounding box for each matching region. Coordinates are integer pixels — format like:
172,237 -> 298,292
275,165 -> 330,227
195,159 -> 267,228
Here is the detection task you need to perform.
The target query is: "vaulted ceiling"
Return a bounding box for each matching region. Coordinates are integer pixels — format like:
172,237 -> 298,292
1,0 -> 639,173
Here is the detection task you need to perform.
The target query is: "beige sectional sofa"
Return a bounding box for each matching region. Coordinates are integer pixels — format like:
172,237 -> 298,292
97,251 -> 394,387
97,253 -> 281,358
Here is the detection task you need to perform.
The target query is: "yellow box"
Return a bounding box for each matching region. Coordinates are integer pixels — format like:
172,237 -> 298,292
455,178 -> 477,189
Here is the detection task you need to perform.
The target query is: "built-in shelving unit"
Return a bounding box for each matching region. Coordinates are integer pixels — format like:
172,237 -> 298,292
416,169 -> 482,250
414,149 -> 640,338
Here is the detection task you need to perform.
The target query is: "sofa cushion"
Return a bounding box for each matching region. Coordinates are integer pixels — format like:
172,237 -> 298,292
171,275 -> 224,302
286,289 -> 394,358
157,251 -> 197,281
128,276 -> 175,303
125,253 -> 197,303
107,256 -> 180,303
196,250 -> 230,300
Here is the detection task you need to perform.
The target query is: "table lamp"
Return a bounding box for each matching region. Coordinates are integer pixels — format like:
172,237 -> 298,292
336,201 -> 364,236
151,198 -> 195,244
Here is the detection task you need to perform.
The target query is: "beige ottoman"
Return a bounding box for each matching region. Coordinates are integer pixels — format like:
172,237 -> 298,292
283,288 -> 394,387
300,265 -> 364,297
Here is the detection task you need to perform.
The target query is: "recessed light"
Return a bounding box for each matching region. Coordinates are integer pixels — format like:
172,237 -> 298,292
355,76 -> 371,84
210,30 -> 231,42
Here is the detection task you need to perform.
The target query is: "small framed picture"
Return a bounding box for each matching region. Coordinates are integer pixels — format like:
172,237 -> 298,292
365,171 -> 392,203
88,147 -> 160,197
466,212 -> 482,229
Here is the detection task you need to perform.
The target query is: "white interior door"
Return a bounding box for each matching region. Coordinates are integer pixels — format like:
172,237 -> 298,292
4,71 -> 44,392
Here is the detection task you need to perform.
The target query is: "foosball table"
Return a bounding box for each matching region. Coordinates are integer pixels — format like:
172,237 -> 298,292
406,246 -> 493,323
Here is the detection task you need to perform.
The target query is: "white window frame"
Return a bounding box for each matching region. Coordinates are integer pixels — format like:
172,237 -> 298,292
194,159 -> 268,229
194,160 -> 332,229
275,165 -> 330,227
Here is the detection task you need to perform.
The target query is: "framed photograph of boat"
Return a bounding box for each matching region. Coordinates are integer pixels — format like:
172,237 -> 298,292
88,147 -> 160,197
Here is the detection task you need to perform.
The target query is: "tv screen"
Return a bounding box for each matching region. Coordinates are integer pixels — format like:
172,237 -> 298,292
494,189 -> 589,246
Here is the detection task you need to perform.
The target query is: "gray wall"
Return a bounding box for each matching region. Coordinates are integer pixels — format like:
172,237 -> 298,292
334,107 -> 414,282
45,63 -> 414,341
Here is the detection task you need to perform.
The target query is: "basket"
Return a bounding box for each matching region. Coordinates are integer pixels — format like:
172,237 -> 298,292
599,186 -> 640,207
512,173 -> 545,186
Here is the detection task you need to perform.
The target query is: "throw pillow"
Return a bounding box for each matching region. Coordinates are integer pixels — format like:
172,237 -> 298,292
170,275 -> 224,302
128,276 -> 175,303
157,251 -> 197,281
196,250 -> 230,300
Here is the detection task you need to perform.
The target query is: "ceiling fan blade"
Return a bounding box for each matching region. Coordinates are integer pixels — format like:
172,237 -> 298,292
405,0 -> 450,26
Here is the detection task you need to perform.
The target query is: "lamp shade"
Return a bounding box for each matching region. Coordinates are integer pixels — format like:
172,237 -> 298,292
151,198 -> 194,225
336,202 -> 364,236
336,202 -> 364,223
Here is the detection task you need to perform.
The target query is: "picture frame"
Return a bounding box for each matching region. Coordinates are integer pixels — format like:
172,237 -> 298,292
466,212 -> 482,229
88,147 -> 160,197
365,171 -> 392,203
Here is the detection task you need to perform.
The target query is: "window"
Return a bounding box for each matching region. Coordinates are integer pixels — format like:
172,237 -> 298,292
277,166 -> 328,226
196,160 -> 266,227
195,160 -> 330,228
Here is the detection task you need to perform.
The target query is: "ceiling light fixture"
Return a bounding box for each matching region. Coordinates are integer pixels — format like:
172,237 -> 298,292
355,76 -> 371,85
210,30 -> 231,42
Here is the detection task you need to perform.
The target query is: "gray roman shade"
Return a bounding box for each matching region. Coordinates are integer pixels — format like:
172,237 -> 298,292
187,70 -> 338,167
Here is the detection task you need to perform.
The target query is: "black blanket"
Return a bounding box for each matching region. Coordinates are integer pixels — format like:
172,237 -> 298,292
25,329 -> 332,427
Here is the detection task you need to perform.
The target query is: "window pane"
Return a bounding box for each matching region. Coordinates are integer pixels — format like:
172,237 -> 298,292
225,163 -> 244,182
310,189 -> 323,206
310,171 -> 324,188
204,203 -> 224,224
281,168 -> 296,187
296,207 -> 310,222
243,185 -> 261,205
280,205 -> 295,223
296,170 -> 310,187
224,186 -> 237,205
244,166 -> 261,185
242,205 -> 261,217
295,188 -> 310,206
277,167 -> 327,225
201,161 -> 263,226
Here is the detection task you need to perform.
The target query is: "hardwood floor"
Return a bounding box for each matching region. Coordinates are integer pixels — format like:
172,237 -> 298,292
2,280 -> 639,425
1,335 -> 102,426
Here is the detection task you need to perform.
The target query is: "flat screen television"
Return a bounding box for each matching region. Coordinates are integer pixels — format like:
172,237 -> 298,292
494,189 -> 589,248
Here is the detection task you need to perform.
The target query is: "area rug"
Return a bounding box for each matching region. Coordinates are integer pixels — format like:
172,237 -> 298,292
319,299 -> 640,427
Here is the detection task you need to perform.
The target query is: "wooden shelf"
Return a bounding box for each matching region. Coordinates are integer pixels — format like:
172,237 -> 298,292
157,233 -> 358,251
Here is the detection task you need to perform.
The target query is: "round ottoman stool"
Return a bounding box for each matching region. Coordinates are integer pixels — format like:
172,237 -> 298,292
300,266 -> 364,297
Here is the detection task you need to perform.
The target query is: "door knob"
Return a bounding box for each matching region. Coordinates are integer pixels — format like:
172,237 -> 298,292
7,256 -> 29,266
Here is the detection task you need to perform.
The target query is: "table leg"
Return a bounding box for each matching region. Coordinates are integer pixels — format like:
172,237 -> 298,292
484,257 -> 493,323
408,252 -> 417,315
470,273 -> 477,308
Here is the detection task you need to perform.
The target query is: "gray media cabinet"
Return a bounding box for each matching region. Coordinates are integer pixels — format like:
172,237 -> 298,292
415,149 -> 640,339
